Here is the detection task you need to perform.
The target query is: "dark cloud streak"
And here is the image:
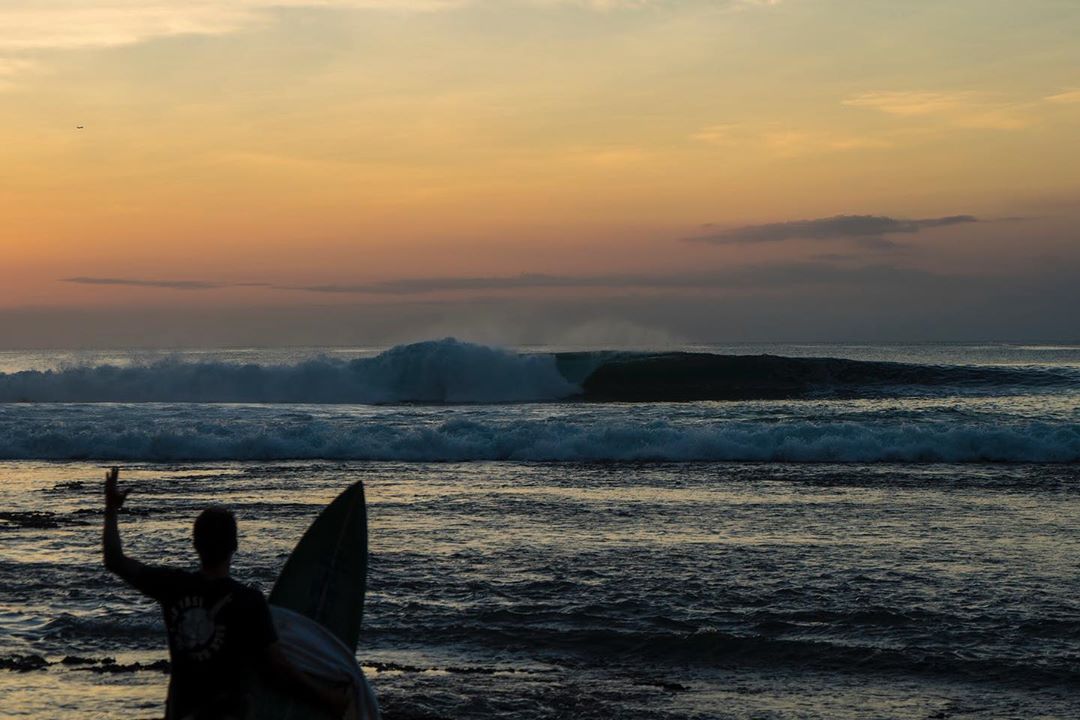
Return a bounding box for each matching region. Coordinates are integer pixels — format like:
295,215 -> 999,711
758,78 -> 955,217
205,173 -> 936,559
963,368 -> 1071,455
19,262 -> 1080,348
285,264 -> 942,295
59,262 -> 976,299
64,264 -> 950,297
685,214 -> 978,245
63,277 -> 269,290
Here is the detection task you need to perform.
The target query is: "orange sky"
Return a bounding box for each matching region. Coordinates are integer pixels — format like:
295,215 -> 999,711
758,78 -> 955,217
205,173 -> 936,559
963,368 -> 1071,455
1,1 -> 1079,342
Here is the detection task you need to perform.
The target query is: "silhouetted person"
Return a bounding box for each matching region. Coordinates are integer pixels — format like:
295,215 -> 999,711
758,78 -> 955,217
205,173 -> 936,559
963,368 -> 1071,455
103,467 -> 346,720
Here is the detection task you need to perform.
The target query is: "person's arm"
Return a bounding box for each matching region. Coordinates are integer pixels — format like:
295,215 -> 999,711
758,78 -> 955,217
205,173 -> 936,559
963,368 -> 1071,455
263,642 -> 350,718
102,467 -> 149,581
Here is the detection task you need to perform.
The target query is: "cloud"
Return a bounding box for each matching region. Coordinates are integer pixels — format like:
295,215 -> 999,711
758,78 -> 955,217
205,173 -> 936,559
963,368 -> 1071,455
844,91 -> 972,117
289,271 -> 734,294
293,273 -> 595,294
690,124 -> 738,145
761,131 -> 892,156
684,214 -> 978,245
281,262 -> 944,295
63,276 -> 270,290
0,1 -> 755,54
1046,89 -> 1080,105
533,0 -> 778,9
23,259 -> 1080,347
843,91 -> 1034,130
68,271 -> 748,296
692,123 -> 891,157
693,90 -> 1075,148
0,57 -> 38,90
64,264 -> 943,297
65,248 -> 990,299
0,0 -> 779,90
0,2 -> 475,53
0,58 -> 37,76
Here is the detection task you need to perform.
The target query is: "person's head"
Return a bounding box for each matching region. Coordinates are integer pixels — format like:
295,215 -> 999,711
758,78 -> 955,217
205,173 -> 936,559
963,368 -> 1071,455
193,506 -> 238,568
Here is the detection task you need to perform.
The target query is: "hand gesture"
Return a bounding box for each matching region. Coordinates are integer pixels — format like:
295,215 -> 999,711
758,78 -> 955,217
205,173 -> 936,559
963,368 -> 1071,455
104,467 -> 131,512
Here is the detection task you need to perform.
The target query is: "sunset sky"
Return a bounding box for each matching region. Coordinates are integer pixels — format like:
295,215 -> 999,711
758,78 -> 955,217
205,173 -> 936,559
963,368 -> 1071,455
2,0 -> 1079,346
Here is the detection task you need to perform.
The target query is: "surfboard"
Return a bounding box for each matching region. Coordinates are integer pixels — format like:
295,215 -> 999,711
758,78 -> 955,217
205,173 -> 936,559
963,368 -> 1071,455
252,481 -> 372,719
269,481 -> 369,649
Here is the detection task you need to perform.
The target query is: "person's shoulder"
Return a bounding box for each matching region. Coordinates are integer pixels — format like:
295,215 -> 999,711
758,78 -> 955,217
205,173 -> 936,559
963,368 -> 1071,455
125,564 -> 199,600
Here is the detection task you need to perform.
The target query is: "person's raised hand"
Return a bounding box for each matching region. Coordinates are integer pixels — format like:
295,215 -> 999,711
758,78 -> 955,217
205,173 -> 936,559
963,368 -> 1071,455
104,467 -> 131,512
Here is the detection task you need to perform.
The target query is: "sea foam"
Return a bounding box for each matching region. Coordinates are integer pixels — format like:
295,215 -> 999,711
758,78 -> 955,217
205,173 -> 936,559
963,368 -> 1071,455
0,405 -> 1076,462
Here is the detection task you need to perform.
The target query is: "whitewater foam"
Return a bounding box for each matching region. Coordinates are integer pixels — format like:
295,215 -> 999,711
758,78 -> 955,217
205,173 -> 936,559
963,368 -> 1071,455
1,405 -> 1076,462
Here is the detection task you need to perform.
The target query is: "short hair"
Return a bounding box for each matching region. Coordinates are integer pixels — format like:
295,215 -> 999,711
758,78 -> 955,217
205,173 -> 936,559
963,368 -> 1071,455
193,507 -> 238,566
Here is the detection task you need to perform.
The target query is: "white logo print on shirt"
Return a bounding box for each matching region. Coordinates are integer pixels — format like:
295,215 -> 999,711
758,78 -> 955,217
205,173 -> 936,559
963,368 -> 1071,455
170,593 -> 232,661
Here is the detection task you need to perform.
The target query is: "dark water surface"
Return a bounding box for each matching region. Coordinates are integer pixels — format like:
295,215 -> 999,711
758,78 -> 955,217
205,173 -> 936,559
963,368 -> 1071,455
2,460 -> 1079,719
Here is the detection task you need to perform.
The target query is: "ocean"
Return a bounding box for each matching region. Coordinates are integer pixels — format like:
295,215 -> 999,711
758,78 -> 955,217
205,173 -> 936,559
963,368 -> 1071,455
1,340 -> 1078,719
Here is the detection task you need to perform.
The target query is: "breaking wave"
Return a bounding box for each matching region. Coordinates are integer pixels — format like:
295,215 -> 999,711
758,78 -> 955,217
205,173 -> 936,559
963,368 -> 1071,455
1,338 -> 1077,404
0,339 -> 577,404
574,351 -> 1079,401
0,410 -> 1077,462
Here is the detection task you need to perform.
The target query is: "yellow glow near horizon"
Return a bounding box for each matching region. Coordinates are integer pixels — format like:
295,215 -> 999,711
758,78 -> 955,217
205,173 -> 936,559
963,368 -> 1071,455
1,0 -> 1079,312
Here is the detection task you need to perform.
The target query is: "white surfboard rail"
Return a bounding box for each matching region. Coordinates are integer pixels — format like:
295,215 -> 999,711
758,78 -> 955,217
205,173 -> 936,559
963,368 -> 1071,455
271,605 -> 381,720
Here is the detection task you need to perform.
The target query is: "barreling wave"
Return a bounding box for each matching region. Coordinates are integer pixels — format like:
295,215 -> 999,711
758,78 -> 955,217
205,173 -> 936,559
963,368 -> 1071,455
1,410 -> 1077,462
0,339 -> 1076,404
573,351 -> 1079,401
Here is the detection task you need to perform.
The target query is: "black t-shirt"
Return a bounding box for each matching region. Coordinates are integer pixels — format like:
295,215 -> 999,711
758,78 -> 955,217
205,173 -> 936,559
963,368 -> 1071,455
127,566 -> 278,720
